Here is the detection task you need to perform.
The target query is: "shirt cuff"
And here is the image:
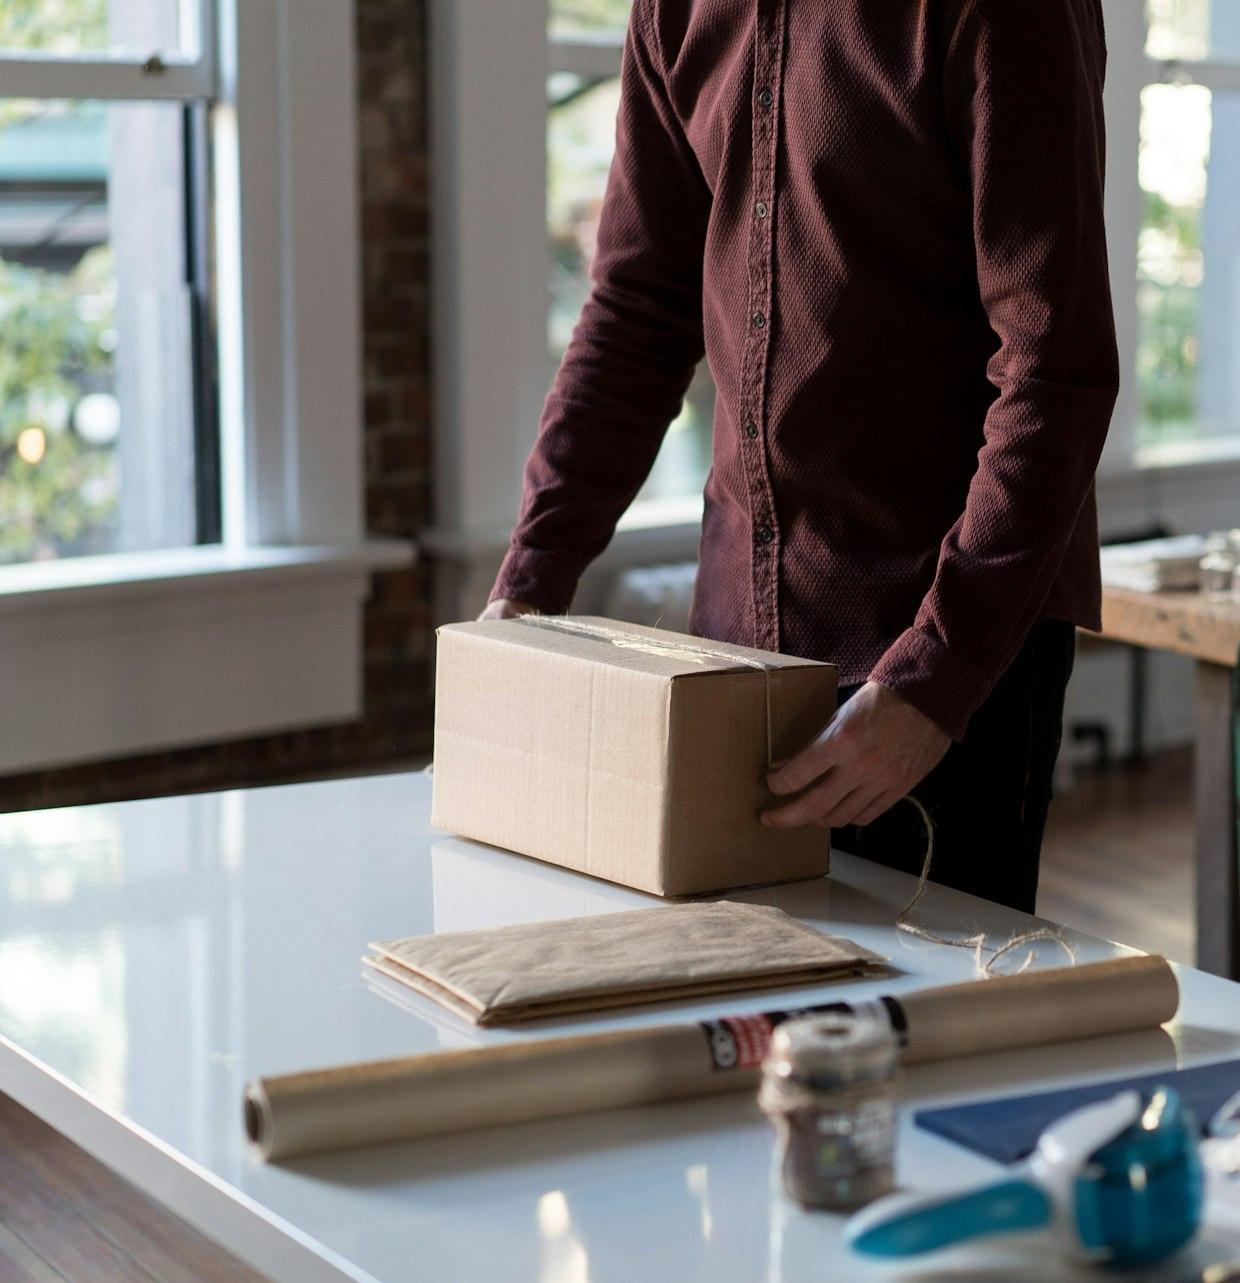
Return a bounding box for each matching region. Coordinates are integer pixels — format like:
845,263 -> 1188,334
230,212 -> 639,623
488,545 -> 591,615
867,627 -> 994,742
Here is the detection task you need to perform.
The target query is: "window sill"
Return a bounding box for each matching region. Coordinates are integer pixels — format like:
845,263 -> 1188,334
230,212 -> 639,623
1132,433 -> 1240,475
0,541 -> 414,776
1097,434 -> 1240,535
0,542 -> 412,612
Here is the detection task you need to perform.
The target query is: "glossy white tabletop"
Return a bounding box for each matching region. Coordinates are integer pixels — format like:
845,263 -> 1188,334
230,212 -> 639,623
2,771 -> 1240,1283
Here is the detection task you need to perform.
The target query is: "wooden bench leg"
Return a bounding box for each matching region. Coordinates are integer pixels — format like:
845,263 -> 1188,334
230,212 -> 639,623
1194,660 -> 1240,978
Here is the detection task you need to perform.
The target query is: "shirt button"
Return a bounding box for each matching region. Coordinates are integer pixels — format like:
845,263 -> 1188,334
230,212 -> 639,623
755,201 -> 768,219
752,310 -> 766,328
744,420 -> 758,439
756,87 -> 773,109
755,524 -> 774,545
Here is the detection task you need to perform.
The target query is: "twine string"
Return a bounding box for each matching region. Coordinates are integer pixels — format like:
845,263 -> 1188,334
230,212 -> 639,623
897,795 -> 1077,977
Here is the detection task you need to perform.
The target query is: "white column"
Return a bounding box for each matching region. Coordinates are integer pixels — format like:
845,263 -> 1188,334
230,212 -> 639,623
428,0 -> 551,538
1099,0 -> 1145,469
1197,5 -> 1240,437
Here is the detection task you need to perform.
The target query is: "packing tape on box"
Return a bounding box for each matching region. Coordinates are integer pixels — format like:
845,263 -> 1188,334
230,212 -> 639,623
244,954 -> 1177,1161
517,615 -> 779,764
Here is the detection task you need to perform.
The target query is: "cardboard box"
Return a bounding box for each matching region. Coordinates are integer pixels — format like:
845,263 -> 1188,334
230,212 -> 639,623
431,616 -> 837,897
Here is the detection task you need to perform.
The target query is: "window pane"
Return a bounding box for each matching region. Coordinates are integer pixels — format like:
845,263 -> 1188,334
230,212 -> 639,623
0,0 -> 187,59
547,73 -> 711,503
549,0 -> 631,41
1146,0 -> 1240,61
0,100 -> 202,563
1137,85 -> 1240,443
548,74 -> 620,354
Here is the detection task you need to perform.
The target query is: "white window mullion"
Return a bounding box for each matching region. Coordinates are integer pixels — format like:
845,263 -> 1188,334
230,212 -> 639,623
213,0 -> 364,547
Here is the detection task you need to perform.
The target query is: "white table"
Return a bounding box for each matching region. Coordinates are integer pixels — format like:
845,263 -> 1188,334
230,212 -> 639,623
2,772 -> 1240,1283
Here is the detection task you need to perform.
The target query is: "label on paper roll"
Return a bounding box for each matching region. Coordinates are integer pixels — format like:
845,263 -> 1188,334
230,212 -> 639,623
700,996 -> 906,1072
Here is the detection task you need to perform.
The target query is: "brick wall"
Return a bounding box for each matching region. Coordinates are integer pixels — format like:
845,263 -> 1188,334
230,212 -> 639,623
0,0 -> 435,813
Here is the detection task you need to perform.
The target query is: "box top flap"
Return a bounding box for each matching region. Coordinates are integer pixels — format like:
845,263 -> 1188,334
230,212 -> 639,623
438,616 -> 834,681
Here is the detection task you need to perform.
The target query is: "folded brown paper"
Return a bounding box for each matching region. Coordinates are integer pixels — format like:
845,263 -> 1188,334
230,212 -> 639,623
430,616 -> 838,897
246,955 -> 1178,1161
364,901 -> 887,1024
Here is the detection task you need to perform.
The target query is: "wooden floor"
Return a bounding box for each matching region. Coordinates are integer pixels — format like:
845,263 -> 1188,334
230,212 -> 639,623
0,1094 -> 267,1282
1040,746 -> 1195,964
0,751 -> 1196,1280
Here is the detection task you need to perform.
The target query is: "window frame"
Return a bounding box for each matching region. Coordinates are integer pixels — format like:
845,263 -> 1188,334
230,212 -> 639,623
1101,0 -> 1240,467
1135,49 -> 1240,451
0,0 -> 409,774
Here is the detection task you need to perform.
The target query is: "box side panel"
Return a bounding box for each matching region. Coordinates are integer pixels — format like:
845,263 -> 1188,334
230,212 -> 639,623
579,664 -> 671,892
661,665 -> 836,895
431,631 -> 588,868
431,631 -> 667,891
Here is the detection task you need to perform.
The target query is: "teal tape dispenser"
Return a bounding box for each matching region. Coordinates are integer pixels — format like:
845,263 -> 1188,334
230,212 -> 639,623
847,1087 -> 1203,1268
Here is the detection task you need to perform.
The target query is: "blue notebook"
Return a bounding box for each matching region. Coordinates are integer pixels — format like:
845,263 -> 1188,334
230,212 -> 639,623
915,1057 -> 1240,1164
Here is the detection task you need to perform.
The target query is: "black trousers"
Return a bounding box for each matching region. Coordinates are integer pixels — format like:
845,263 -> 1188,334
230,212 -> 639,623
832,619 -> 1077,914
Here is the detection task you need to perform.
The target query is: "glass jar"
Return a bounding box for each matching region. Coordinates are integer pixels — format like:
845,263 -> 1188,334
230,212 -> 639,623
1200,533 -> 1235,600
758,1012 -> 899,1211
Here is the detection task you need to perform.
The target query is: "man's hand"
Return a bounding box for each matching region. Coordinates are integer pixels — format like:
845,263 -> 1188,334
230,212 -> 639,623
762,681 -> 950,830
478,597 -> 538,621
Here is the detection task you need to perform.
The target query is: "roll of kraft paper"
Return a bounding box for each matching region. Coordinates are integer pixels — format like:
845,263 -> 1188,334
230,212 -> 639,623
245,954 -> 1177,1161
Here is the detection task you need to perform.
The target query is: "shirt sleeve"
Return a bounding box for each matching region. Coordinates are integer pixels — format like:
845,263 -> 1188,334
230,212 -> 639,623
489,0 -> 711,613
868,0 -> 1119,741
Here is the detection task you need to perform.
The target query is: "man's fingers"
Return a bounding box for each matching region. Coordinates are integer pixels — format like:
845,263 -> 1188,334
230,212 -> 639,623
852,792 -> 899,828
766,731 -> 840,796
763,773 -> 857,828
824,789 -> 888,829
478,597 -> 537,621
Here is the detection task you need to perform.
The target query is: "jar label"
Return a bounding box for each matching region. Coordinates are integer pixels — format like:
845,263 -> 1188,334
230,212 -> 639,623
700,997 -> 906,1071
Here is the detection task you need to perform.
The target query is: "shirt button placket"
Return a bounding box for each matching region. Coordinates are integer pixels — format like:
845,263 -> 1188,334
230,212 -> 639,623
744,5 -> 790,651
744,1 -> 784,651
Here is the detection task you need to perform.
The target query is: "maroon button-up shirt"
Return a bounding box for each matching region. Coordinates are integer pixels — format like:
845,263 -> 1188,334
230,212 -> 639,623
490,0 -> 1119,740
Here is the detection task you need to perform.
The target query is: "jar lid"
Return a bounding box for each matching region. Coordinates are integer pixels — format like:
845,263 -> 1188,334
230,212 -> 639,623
763,1012 -> 898,1090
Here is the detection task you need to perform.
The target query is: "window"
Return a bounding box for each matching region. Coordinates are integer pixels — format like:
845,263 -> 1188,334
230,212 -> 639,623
0,0 -> 392,775
0,1 -> 217,565
548,0 -> 713,507
1137,1 -> 1240,444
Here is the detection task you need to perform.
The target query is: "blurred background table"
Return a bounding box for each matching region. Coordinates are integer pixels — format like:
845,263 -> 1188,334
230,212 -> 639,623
1098,586 -> 1240,977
